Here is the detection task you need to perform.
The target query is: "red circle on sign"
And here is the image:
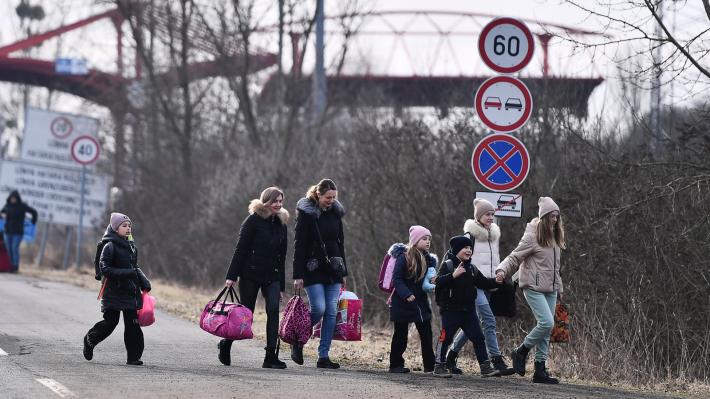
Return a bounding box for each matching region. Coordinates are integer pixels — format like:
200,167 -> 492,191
474,76 -> 533,133
471,134 -> 530,192
478,17 -> 535,73
50,116 -> 73,139
70,135 -> 100,165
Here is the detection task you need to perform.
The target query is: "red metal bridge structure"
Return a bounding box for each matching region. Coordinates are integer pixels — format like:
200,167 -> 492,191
0,7 -> 604,117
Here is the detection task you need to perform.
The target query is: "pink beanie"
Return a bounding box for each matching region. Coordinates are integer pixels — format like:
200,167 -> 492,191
538,197 -> 560,218
408,225 -> 431,247
110,212 -> 131,231
474,198 -> 496,221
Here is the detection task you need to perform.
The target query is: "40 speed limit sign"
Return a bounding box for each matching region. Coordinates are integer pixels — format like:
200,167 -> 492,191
478,17 -> 535,74
71,135 -> 100,165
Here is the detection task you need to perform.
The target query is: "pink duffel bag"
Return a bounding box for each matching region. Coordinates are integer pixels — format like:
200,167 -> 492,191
314,290 -> 362,341
137,291 -> 156,327
200,286 -> 253,340
279,291 -> 311,346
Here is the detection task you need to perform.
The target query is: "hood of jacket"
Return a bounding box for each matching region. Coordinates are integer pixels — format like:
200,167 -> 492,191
249,199 -> 290,224
296,197 -> 345,218
388,243 -> 407,258
102,225 -> 131,249
463,219 -> 500,242
6,190 -> 21,204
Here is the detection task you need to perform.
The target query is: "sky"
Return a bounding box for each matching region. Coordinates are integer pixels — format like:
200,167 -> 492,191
0,0 -> 706,131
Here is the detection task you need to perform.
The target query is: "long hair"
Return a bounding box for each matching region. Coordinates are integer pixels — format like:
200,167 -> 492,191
260,186 -> 284,204
405,245 -> 427,281
306,179 -> 337,202
536,213 -> 566,249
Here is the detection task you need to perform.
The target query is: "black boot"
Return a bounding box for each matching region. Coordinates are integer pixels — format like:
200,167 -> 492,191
510,343 -> 530,376
491,355 -> 515,376
83,334 -> 94,361
262,347 -> 287,369
533,361 -> 559,384
218,339 -> 232,366
290,344 -> 304,365
445,350 -> 463,375
316,357 -> 340,369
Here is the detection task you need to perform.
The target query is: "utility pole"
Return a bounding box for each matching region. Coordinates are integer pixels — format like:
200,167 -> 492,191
312,0 -> 326,121
649,1 -> 663,154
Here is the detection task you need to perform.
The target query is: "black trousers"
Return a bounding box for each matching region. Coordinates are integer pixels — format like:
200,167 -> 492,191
224,279 -> 280,349
86,309 -> 144,362
435,309 -> 489,364
390,320 -> 435,371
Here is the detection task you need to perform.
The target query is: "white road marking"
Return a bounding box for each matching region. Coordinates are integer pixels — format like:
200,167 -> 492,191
0,347 -> 7,356
36,378 -> 74,398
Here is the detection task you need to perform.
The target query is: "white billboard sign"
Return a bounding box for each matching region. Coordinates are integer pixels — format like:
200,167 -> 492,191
21,107 -> 100,169
475,191 -> 523,218
0,160 -> 109,227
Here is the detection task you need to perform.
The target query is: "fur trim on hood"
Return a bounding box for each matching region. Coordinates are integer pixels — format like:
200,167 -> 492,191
296,197 -> 345,218
249,199 -> 289,224
463,219 -> 500,242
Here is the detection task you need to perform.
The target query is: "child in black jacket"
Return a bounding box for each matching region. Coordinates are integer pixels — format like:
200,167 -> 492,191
433,235 -> 501,377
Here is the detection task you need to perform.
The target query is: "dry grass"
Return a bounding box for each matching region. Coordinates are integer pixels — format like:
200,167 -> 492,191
19,265 -> 710,397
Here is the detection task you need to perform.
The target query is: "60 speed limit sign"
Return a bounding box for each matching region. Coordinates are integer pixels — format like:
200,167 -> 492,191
478,18 -> 535,74
71,135 -> 100,165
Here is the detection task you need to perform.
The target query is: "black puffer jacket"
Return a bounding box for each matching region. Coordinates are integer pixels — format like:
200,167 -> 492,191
293,197 -> 347,287
435,251 -> 498,312
99,226 -> 151,312
1,191 -> 38,235
389,246 -> 437,323
225,200 -> 289,291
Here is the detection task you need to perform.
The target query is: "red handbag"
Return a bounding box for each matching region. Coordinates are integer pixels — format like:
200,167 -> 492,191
550,302 -> 570,343
278,291 -> 311,346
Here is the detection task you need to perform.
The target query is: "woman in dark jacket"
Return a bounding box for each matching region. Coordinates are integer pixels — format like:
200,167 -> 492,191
291,179 -> 346,369
219,187 -> 289,369
83,212 -> 151,366
388,225 -> 437,374
1,190 -> 38,272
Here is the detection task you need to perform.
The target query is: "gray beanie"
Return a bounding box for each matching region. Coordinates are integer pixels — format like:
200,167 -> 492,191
110,212 -> 131,231
538,197 -> 560,218
473,198 -> 496,221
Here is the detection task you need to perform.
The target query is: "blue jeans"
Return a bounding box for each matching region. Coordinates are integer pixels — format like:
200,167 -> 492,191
4,233 -> 22,270
450,288 -> 501,357
305,283 -> 341,359
523,289 -> 557,362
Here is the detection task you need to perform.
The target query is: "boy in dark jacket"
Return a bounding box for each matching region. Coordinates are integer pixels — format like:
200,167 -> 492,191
433,235 -> 501,378
83,212 -> 151,366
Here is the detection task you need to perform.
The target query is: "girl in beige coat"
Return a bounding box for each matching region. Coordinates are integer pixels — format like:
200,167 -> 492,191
495,197 -> 565,384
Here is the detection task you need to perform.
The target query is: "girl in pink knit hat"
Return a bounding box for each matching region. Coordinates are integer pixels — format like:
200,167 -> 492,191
386,225 -> 438,374
495,196 -> 566,384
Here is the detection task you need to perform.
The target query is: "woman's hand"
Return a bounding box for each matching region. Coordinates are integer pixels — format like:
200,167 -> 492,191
558,292 -> 564,302
406,295 -> 415,302
495,270 -> 505,283
225,279 -> 236,288
294,279 -> 304,290
280,291 -> 287,303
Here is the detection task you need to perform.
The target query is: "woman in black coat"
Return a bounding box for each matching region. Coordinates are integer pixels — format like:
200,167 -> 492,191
218,187 -> 289,369
291,179 -> 347,369
83,212 -> 151,366
388,225 -> 437,374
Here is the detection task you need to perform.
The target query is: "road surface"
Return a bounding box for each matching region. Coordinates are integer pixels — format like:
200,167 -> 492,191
0,274 -> 674,398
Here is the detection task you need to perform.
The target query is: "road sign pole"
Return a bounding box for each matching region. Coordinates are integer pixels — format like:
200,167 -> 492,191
76,165 -> 86,268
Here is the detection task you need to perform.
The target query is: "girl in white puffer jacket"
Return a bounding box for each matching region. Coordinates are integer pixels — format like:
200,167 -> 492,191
444,198 -> 515,376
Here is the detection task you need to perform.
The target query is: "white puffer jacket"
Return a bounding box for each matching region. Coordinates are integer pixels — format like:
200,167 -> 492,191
463,219 -> 501,279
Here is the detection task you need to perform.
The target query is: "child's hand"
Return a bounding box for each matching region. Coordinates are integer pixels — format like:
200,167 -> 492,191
406,295 -> 416,302
495,271 -> 505,283
453,263 -> 466,278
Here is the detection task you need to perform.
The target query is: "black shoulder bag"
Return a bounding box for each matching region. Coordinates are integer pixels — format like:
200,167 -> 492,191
311,219 -> 346,278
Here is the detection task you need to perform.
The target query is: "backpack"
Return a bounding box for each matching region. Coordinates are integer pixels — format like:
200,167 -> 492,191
378,243 -> 406,293
93,239 -> 110,280
434,258 -> 455,306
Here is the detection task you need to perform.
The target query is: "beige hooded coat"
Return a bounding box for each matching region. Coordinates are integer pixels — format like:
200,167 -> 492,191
496,217 -> 563,294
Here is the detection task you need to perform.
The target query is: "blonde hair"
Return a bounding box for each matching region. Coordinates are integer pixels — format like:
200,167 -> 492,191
260,187 -> 284,205
536,213 -> 566,249
405,245 -> 427,281
306,179 -> 337,202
